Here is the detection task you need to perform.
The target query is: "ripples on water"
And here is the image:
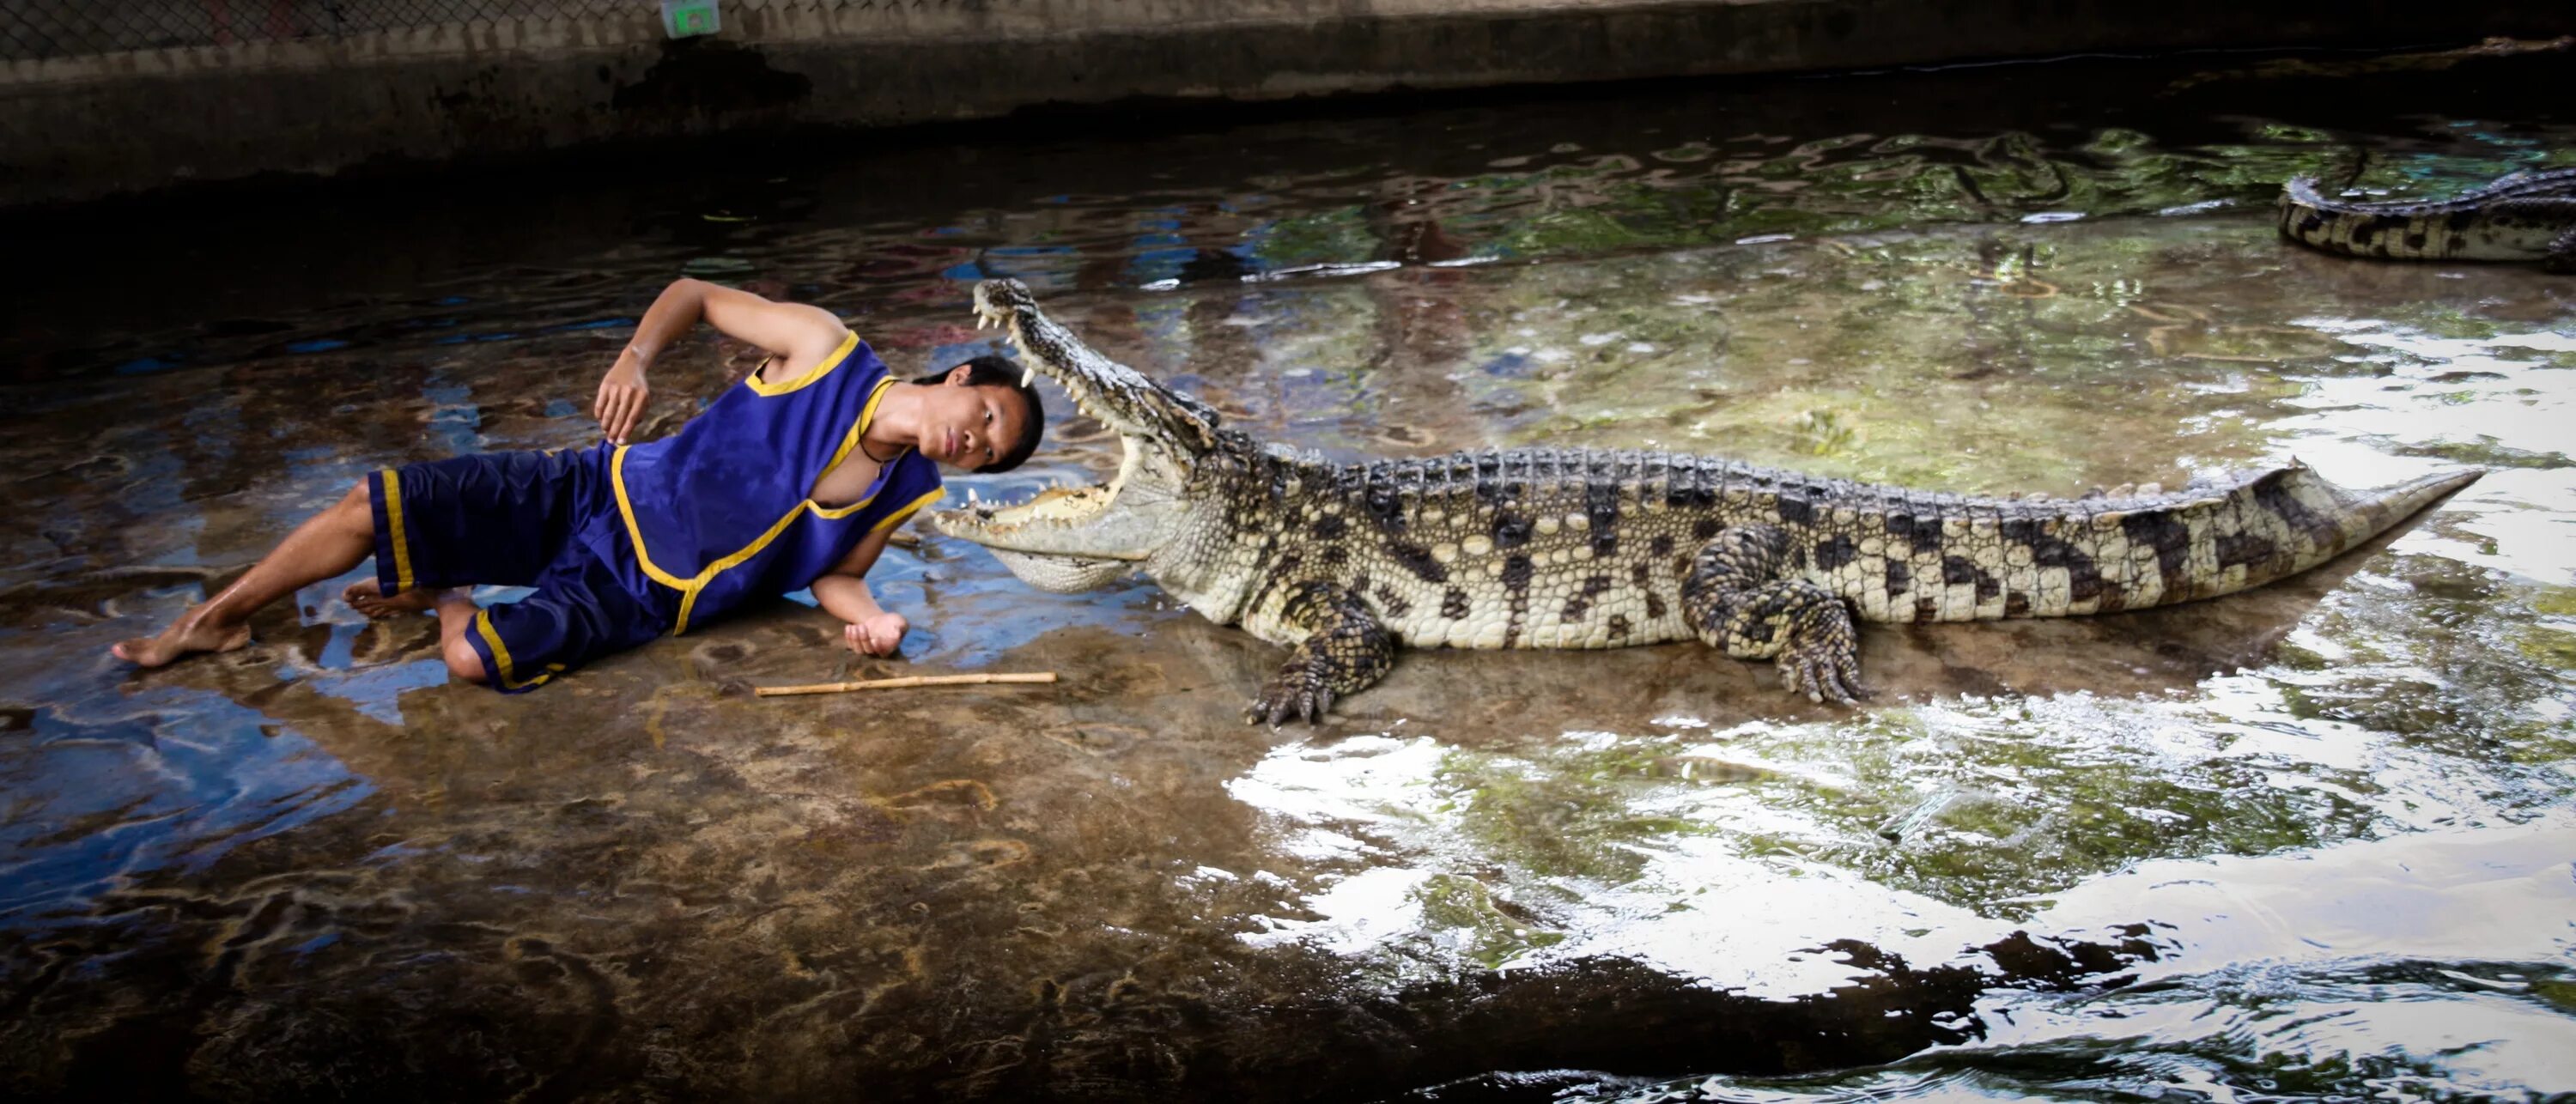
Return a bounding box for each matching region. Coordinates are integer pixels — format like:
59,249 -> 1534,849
6,41 -> 2571,385
2,43 -> 2573,1102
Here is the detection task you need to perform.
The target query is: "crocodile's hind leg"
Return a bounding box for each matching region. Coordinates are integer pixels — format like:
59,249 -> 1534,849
1247,581 -> 1395,725
1680,525 -> 1868,705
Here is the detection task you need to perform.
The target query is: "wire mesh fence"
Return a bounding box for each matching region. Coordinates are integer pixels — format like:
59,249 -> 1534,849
3,1 -> 656,63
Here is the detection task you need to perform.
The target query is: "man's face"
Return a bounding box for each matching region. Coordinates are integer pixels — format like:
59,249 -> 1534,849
919,367 -> 1030,472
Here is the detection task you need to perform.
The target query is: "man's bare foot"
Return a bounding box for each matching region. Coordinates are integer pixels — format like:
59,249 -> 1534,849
111,606 -> 252,668
343,579 -> 439,618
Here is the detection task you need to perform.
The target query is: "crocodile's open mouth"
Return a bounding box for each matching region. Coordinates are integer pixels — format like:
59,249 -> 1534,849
939,291 -> 1138,551
942,458 -> 1141,560
946,486 -> 1137,593
929,281 -> 1192,591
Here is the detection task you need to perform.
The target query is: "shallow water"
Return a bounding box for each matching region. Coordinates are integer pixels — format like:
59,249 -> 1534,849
3,44 -> 2573,1102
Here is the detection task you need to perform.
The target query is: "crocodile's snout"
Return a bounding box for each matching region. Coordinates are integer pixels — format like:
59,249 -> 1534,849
973,277 -> 1038,316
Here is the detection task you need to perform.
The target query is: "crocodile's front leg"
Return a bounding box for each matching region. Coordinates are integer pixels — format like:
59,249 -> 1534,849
2549,225 -> 2575,274
1680,525 -> 1868,705
1247,581 -> 1394,725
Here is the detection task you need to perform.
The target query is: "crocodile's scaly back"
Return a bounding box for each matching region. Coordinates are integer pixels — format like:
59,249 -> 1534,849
1233,451 -> 2478,649
2279,167 -> 2576,264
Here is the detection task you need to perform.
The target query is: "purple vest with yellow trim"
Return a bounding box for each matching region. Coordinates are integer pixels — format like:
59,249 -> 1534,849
611,334 -> 945,633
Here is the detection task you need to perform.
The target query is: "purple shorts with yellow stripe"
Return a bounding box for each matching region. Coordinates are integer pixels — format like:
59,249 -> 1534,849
367,445 -> 674,693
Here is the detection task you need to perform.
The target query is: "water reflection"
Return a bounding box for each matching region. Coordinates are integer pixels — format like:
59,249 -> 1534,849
9,40 -> 2574,383
2,44 -> 2573,1102
1593,825 -> 2576,1102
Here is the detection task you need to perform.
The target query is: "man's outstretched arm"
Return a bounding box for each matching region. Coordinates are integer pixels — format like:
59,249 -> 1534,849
811,524 -> 908,657
594,278 -> 854,444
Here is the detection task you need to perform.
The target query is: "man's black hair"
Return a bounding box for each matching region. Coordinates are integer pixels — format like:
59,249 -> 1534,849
915,354 -> 1045,473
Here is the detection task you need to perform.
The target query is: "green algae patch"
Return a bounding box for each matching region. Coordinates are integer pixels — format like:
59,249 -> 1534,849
2496,719 -> 2576,767
1397,223 -> 2356,494
2515,626 -> 2576,670
2389,436 -> 2574,470
2533,586 -> 2576,619
1431,748 -> 1713,885
1410,873 -> 1567,969
1714,702 -> 2385,919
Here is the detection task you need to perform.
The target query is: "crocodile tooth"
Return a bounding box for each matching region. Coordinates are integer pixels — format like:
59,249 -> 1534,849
2110,483 -> 2136,497
2136,482 -> 2162,496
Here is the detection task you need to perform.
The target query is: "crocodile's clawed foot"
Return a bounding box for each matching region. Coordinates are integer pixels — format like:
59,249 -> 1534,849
1247,658 -> 1337,725
1777,646 -> 1868,705
1683,529 -> 1871,707
1246,581 -> 1391,725
1773,601 -> 1868,706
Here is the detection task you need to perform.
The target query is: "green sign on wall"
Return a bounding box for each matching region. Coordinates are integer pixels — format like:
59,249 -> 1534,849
659,0 -> 721,39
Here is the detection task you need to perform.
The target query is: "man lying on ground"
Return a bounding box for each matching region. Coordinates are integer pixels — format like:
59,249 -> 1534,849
114,277 -> 1043,690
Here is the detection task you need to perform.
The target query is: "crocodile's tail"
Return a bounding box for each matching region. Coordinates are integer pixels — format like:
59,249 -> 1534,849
2343,467 -> 2487,537
2278,177 -> 2427,258
1874,464 -> 2481,622
2092,464 -> 2475,613
2278,173 -> 2571,261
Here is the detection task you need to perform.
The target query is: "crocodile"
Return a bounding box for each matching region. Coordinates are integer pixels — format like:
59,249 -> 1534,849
934,278 -> 2481,724
2278,166 -> 2576,270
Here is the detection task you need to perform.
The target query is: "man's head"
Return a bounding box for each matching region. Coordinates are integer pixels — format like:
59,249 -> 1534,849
912,355 -> 1044,473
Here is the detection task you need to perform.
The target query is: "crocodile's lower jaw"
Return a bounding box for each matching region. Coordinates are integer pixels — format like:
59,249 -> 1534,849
986,548 -> 1133,592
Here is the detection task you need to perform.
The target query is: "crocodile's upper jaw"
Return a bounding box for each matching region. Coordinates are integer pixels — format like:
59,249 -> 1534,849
928,280 -> 1211,592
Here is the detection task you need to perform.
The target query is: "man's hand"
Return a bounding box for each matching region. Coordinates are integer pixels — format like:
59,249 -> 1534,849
844,611 -> 908,657
595,357 -> 651,445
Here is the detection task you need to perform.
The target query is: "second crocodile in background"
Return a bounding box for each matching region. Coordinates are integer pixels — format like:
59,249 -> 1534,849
937,279 -> 2482,724
2279,166 -> 2576,270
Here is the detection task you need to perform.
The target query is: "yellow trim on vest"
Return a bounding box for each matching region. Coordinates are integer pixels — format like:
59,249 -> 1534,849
811,380 -> 902,520
380,468 -> 415,593
744,331 -> 860,397
872,488 -> 946,536
473,609 -> 562,690
610,374 -> 911,634
611,446 -> 694,591
671,494 -> 830,633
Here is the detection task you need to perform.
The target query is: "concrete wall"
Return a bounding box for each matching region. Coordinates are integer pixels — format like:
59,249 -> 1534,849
4,0 -> 2573,207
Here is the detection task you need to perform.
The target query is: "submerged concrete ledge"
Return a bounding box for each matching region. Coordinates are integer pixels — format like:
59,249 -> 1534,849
3,0 -> 2573,206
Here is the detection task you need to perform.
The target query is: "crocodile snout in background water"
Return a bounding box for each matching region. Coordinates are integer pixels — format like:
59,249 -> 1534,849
936,279 -> 2482,724
2279,166 -> 2576,269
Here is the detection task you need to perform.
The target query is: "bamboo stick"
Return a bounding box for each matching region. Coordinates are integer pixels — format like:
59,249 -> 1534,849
754,672 -> 1059,697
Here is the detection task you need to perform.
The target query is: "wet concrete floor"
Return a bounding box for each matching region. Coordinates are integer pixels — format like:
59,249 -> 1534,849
3,44 -> 2573,1102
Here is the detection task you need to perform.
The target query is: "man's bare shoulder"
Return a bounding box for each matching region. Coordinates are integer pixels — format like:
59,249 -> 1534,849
693,280 -> 853,365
